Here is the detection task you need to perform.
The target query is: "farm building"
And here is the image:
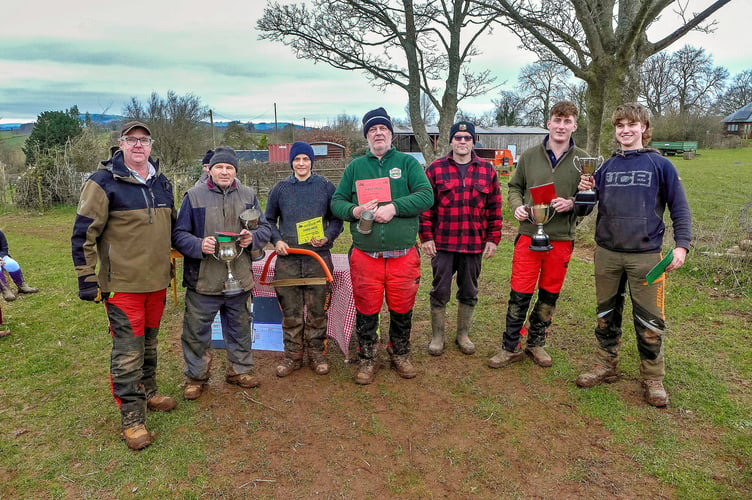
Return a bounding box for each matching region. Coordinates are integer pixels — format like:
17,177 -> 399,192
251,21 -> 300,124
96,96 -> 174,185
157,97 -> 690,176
392,125 -> 549,161
268,141 -> 346,162
722,103 -> 752,138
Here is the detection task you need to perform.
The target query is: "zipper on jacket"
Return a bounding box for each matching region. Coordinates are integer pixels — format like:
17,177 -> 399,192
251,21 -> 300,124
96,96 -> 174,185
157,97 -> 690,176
140,186 -> 153,224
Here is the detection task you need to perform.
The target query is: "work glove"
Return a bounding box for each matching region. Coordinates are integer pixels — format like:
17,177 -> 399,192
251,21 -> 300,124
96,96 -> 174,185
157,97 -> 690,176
78,275 -> 101,302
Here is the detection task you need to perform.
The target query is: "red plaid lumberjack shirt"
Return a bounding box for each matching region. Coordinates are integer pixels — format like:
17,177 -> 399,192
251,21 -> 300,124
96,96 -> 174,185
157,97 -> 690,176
419,152 -> 502,253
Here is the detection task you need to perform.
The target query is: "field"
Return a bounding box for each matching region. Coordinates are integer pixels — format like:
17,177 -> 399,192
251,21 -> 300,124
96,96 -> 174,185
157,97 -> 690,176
0,148 -> 750,498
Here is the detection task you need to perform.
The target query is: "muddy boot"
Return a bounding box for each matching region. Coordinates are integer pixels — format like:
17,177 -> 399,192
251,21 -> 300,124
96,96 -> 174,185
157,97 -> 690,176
355,344 -> 377,385
146,393 -> 177,412
9,269 -> 38,294
276,352 -> 303,377
455,303 -> 476,355
487,348 -> 526,369
308,350 -> 330,375
428,306 -> 446,356
121,424 -> 153,451
183,379 -> 206,400
354,312 -> 380,385
525,346 -> 552,367
576,351 -> 619,387
1,283 -> 15,302
642,379 -> 669,407
17,282 -> 38,294
525,289 -> 557,367
390,352 -> 417,379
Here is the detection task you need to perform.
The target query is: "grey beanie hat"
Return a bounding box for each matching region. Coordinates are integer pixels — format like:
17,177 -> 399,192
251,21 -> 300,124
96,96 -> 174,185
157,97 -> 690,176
209,146 -> 238,169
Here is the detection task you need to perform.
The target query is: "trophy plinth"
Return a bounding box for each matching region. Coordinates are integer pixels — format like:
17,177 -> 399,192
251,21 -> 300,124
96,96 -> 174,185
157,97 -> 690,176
213,232 -> 245,296
528,204 -> 555,252
574,156 -> 604,212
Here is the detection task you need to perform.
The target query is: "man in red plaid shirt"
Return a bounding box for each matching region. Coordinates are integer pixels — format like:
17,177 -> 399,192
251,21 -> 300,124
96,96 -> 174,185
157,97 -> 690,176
419,121 -> 502,356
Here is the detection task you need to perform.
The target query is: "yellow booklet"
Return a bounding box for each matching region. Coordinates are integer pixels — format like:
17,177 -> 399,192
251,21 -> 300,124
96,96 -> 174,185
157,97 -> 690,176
296,217 -> 324,243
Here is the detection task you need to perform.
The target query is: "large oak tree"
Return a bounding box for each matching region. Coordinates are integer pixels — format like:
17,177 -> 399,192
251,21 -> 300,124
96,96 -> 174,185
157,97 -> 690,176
257,0 -> 499,164
486,0 -> 732,153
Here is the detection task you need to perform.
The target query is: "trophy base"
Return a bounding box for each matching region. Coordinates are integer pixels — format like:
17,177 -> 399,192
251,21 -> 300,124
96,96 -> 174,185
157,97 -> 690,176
574,191 -> 597,217
223,279 -> 245,297
529,235 -> 553,252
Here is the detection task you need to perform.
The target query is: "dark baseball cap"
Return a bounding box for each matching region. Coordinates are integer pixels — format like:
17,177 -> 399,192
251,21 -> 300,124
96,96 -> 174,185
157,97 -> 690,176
121,120 -> 151,136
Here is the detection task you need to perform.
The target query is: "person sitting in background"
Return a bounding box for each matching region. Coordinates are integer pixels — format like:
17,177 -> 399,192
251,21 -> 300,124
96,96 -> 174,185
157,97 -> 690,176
0,229 -> 39,301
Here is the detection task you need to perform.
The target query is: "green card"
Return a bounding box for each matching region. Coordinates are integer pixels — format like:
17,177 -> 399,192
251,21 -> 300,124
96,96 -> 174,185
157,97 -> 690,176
646,249 -> 674,285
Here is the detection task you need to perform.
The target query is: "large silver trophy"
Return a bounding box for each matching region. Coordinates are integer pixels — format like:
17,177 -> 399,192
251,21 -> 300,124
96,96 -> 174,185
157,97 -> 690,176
527,203 -> 555,251
239,208 -> 265,261
213,232 -> 244,296
573,156 -> 604,210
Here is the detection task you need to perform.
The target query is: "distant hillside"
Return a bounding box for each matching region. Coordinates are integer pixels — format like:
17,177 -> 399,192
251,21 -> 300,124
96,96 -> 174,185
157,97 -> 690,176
1,116 -> 306,132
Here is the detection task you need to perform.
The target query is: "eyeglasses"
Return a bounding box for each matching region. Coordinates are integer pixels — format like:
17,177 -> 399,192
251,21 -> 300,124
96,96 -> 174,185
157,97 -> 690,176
453,135 -> 473,142
120,136 -> 154,146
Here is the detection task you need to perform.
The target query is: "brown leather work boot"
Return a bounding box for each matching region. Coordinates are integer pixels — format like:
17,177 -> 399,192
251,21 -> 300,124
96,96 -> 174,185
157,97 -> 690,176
525,346 -> 552,367
575,365 -> 619,388
355,358 -> 376,385
487,348 -> 525,369
276,357 -> 302,378
642,379 -> 669,407
391,353 -> 417,379
183,380 -> 205,400
309,351 -> 330,375
121,424 -> 153,451
146,394 -> 177,412
226,371 -> 260,388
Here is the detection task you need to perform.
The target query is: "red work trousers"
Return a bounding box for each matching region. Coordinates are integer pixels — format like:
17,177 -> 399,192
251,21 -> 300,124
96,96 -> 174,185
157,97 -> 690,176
349,247 -> 421,315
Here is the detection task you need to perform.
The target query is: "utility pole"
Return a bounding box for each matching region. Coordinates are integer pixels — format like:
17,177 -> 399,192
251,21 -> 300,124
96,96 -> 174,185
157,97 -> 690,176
209,109 -> 215,148
274,103 -> 278,135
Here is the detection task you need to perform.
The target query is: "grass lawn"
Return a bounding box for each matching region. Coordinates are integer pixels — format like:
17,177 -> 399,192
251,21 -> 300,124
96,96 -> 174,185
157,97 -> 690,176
0,147 -> 750,498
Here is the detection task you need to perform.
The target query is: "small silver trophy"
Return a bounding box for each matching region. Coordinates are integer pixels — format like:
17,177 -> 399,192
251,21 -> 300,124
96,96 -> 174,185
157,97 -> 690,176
239,208 -> 265,261
527,203 -> 555,252
213,232 -> 244,296
357,210 -> 374,234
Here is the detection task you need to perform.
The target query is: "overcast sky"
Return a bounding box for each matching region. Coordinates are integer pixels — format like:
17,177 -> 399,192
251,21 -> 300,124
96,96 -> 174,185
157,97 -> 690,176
1,1 -> 748,126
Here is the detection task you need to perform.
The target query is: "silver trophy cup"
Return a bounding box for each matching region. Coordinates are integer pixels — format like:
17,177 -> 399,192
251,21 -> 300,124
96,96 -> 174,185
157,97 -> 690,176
573,156 -> 604,209
527,203 -> 555,252
213,232 -> 245,296
239,208 -> 265,261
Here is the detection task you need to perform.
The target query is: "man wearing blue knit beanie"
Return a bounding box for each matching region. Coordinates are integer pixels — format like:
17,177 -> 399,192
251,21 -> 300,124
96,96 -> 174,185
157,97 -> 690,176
263,141 -> 343,377
332,107 -> 433,385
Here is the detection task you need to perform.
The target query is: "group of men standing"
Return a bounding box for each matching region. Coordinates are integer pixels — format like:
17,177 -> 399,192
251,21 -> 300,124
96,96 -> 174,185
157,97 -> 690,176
71,99 -> 691,451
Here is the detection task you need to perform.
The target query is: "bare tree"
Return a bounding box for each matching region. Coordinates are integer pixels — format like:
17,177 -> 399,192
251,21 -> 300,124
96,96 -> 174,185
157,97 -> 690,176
671,45 -> 728,115
640,52 -> 676,116
491,90 -> 526,126
123,91 -> 209,172
718,69 -> 752,116
404,92 -> 438,127
257,0 -> 500,164
486,0 -> 732,154
515,61 -> 570,127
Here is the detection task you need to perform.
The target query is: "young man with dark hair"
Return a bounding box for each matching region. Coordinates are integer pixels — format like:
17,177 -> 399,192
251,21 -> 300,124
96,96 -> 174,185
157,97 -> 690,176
489,101 -> 588,370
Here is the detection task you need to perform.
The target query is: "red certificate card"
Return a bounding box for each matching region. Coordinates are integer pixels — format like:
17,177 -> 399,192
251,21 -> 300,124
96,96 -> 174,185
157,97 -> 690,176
529,182 -> 556,204
356,177 -> 392,203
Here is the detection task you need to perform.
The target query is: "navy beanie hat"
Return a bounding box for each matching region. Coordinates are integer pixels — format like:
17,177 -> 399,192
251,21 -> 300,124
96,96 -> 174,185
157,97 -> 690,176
209,146 -> 238,169
362,107 -> 393,137
450,121 -> 476,141
202,149 -> 214,165
289,141 -> 315,169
